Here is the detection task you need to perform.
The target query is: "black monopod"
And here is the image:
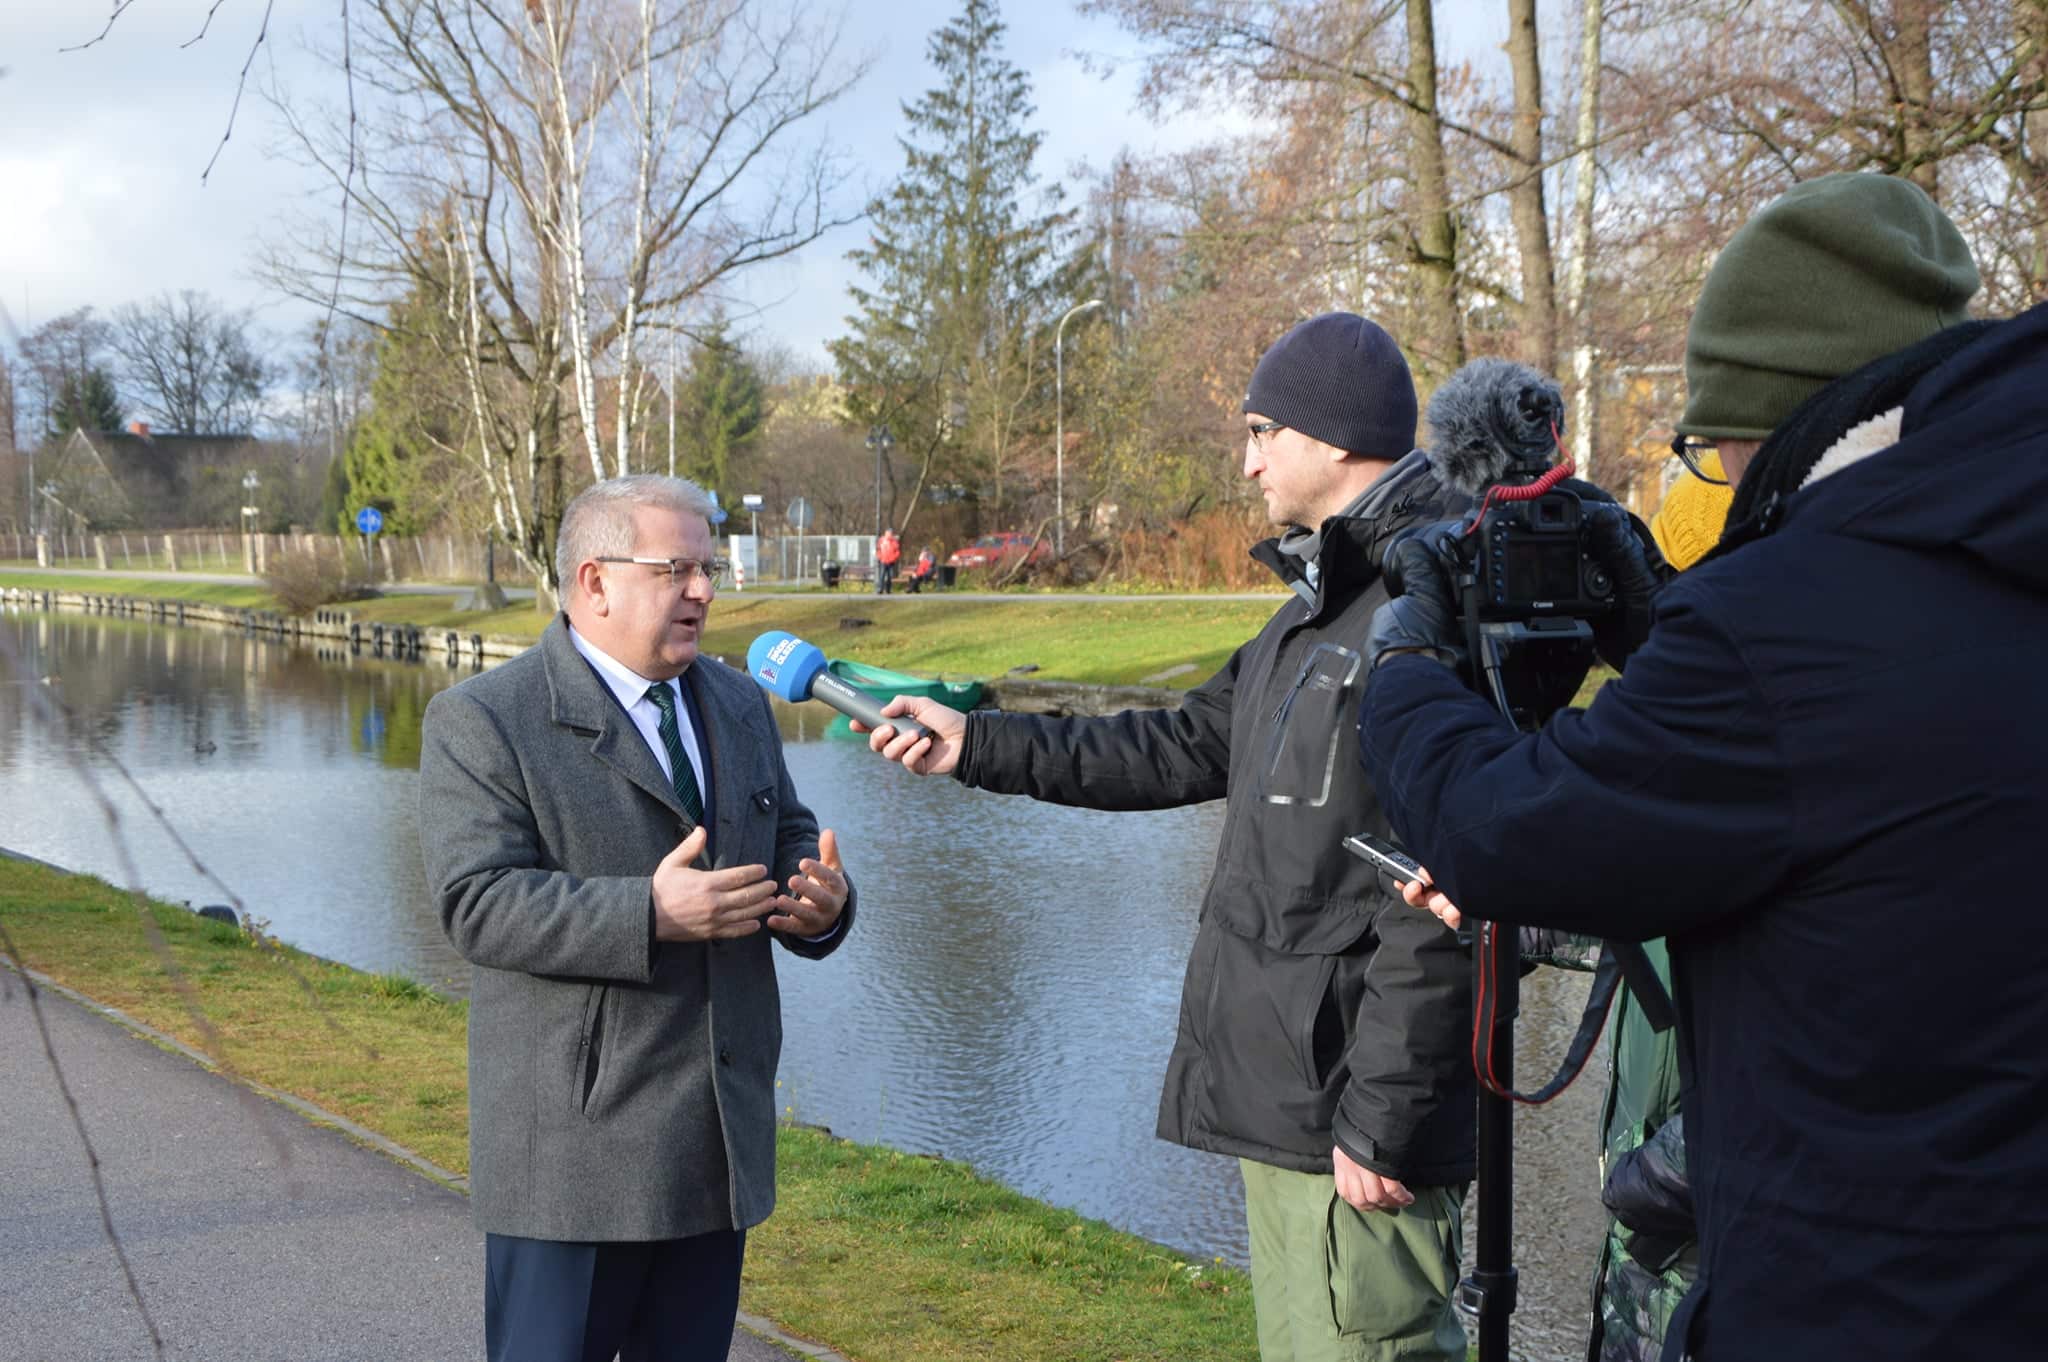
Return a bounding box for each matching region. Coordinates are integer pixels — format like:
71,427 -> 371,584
1408,359 -> 1675,1362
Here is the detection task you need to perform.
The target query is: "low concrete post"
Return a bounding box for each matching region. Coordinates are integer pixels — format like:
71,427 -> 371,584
35,533 -> 49,567
164,536 -> 180,572
254,534 -> 269,575
95,536 -> 109,570
243,534 -> 256,574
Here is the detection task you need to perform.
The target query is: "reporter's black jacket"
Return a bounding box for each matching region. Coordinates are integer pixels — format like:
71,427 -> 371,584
955,452 -> 1475,1183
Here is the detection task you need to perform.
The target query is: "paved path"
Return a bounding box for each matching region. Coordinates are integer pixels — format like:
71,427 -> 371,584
0,974 -> 826,1362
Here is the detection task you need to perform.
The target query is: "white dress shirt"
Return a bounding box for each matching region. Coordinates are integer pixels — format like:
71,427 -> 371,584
567,624 -> 707,802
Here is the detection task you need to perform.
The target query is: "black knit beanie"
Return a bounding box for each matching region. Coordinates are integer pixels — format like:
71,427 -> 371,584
1243,313 -> 1418,460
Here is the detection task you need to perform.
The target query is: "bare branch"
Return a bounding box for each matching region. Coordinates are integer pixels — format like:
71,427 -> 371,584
59,0 -> 148,54
200,0 -> 278,185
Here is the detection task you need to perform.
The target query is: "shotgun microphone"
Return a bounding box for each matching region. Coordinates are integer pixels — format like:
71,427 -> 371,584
1421,356 -> 1566,499
744,631 -> 931,742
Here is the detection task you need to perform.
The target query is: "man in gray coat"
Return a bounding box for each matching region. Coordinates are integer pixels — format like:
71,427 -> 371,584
419,475 -> 853,1362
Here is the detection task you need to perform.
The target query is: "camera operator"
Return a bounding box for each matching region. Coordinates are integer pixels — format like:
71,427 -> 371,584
1358,172 -> 2048,1359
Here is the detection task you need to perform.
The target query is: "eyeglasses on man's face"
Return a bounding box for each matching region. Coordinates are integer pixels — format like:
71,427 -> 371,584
596,556 -> 730,588
1246,420 -> 1286,451
1668,433 -> 1730,485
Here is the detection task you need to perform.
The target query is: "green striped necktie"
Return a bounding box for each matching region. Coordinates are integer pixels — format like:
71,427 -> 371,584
642,682 -> 705,826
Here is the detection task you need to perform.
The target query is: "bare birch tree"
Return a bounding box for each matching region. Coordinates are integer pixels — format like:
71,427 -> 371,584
1504,0 -> 1555,372
266,0 -> 863,600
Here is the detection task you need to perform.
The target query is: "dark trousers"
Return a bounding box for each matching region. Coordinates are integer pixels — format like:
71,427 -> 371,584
484,1229 -> 745,1362
877,561 -> 896,593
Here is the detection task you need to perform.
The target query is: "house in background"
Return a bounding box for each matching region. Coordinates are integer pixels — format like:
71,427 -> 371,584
39,422 -> 259,530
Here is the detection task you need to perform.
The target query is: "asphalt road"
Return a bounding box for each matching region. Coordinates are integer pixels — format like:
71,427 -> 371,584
0,975 -> 827,1362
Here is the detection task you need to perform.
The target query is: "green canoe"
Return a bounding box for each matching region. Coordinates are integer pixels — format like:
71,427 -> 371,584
826,657 -> 983,711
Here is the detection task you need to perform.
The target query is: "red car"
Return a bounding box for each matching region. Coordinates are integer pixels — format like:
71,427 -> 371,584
945,532 -> 1049,569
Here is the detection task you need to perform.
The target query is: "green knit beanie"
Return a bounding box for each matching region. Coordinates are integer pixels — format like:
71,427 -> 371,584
1677,172 -> 1980,441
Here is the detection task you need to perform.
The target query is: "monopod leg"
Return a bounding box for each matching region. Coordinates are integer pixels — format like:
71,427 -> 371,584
1463,922 -> 1520,1361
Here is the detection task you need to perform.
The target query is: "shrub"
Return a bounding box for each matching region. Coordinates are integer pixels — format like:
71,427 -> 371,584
1100,506 -> 1274,591
264,544 -> 375,614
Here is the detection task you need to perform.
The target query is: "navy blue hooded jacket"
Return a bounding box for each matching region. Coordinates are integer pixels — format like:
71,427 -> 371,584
1359,302 -> 2048,1360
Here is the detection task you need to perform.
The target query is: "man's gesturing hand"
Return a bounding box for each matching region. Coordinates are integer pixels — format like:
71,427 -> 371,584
854,696 -> 966,776
765,828 -> 848,937
651,826 -> 778,942
1335,1143 -> 1416,1213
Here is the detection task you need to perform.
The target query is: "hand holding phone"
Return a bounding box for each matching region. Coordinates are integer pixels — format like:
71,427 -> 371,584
1342,834 -> 1435,891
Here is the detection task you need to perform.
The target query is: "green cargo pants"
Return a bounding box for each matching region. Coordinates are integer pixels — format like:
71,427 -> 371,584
1239,1159 -> 1466,1362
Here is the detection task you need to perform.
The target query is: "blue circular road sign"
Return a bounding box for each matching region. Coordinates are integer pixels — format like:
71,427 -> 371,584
355,507 -> 384,535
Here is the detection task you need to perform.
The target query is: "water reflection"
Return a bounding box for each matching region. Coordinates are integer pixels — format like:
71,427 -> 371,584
0,607 -> 1605,1357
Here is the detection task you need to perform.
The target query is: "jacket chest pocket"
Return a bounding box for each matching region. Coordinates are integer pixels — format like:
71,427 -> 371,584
1255,642 -> 1362,808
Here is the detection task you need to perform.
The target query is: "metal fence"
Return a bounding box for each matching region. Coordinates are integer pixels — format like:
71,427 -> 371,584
3,529 -> 495,583
2,528 -> 883,589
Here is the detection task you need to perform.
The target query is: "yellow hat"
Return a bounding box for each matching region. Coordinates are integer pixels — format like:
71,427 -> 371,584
1649,454 -> 1735,571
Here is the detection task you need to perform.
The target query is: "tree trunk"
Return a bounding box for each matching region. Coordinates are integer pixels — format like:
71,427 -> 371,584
1507,0 -> 1557,374
1897,0 -> 1940,198
1565,0 -> 1602,480
1405,0 -> 1465,382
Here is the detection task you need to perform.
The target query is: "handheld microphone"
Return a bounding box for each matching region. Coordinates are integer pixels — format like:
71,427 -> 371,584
744,631 -> 931,741
1421,357 -> 1566,498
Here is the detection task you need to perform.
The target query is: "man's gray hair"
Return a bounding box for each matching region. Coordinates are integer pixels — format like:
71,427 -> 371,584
556,475 -> 719,591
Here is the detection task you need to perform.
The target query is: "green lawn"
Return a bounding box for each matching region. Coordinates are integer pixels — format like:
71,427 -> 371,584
2,571 -> 1281,688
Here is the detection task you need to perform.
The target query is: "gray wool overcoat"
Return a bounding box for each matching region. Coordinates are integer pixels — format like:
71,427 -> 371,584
418,616 -> 852,1242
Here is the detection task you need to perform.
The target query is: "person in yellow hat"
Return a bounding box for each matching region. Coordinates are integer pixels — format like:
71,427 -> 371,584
1647,452 -> 1735,571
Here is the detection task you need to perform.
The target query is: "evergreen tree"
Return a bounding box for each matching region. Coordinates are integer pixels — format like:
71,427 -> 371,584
49,366 -> 123,436
335,281 -> 469,536
673,317 -> 763,504
829,0 -> 1073,528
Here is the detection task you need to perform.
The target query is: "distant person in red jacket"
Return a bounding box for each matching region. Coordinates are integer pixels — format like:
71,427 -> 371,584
905,547 -> 937,593
875,528 -> 901,594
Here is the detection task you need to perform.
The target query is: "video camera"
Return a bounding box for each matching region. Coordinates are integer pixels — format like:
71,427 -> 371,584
1410,357 -> 1617,726
1376,356 -> 1673,1362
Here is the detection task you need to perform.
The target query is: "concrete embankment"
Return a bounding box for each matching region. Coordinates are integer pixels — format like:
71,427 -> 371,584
1,584 -> 532,665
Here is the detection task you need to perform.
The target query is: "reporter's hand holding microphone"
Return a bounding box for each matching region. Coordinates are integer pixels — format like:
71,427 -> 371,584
856,696 -> 967,775
742,628 -> 968,775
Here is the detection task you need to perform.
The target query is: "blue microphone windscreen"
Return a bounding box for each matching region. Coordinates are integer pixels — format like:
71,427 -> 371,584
746,631 -> 826,702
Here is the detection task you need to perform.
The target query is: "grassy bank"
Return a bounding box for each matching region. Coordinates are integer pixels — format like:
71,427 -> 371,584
1,571 -> 1281,688
0,857 -> 1255,1359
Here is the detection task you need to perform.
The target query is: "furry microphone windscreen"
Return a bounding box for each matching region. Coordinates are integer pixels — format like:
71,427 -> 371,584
1423,357 -> 1567,497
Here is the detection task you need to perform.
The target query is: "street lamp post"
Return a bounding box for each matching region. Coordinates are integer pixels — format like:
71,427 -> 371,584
39,482 -> 60,552
241,469 -> 261,534
864,426 -> 894,539
1054,298 -> 1105,558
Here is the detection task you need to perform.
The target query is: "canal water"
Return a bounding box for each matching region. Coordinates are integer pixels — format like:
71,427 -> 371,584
0,607 -> 1607,1359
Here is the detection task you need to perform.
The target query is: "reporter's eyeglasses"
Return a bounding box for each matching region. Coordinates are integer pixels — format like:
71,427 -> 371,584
595,556 -> 729,588
1668,434 -> 1730,485
1247,420 -> 1286,450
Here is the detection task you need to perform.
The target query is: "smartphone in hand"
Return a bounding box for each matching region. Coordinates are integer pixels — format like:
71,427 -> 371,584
1342,834 -> 1435,891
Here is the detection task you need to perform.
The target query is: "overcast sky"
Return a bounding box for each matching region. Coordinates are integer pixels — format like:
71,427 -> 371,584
0,0 -> 1499,372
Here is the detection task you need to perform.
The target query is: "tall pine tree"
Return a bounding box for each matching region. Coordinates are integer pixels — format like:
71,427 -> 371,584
674,316 -> 763,505
830,0 -> 1072,529
50,367 -> 123,436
